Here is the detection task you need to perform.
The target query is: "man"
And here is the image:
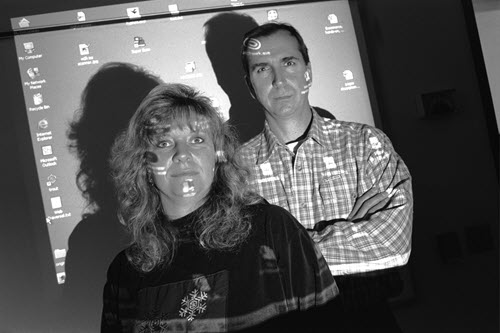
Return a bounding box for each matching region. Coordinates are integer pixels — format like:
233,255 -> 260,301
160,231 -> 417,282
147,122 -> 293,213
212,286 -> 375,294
238,22 -> 413,331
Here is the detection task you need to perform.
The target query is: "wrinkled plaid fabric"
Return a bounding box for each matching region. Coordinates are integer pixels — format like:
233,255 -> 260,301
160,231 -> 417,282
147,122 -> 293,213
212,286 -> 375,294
239,109 -> 413,275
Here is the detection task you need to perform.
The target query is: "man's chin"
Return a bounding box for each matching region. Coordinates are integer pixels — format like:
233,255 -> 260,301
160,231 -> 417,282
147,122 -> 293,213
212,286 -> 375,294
268,105 -> 298,118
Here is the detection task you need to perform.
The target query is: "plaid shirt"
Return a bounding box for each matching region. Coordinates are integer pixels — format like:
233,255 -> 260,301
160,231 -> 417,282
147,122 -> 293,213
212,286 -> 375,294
239,109 -> 413,275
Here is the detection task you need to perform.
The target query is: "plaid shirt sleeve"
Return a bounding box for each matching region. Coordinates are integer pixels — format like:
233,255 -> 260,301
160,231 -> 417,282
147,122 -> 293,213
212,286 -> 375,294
309,126 -> 413,275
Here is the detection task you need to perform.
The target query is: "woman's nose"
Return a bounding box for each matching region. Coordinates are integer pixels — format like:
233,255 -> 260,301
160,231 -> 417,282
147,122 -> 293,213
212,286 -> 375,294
173,142 -> 191,163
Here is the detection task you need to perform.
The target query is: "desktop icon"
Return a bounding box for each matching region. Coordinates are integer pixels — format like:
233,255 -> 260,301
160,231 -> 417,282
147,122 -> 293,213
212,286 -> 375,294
57,272 -> 66,284
79,43 -> 90,55
51,196 -> 62,209
133,37 -> 146,48
54,248 -> 67,259
328,13 -> 339,24
42,145 -> 53,156
77,11 -> 86,22
24,42 -> 35,54
343,69 -> 354,81
267,10 -> 278,21
38,118 -> 49,130
340,69 -> 359,92
168,4 -> 179,15
127,7 -> 141,19
33,93 -> 43,105
27,67 -> 40,79
185,61 -> 196,74
47,174 -> 57,186
19,18 -> 30,28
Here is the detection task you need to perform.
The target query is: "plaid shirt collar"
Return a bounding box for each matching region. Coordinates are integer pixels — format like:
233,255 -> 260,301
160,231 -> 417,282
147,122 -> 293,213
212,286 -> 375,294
256,107 -> 331,164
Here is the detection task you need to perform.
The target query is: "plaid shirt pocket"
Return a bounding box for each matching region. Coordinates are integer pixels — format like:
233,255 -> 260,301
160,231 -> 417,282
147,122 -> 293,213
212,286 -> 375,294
318,170 -> 353,219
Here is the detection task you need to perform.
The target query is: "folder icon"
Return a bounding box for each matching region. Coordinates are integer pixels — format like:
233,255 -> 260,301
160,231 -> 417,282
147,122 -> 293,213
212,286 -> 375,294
54,249 -> 67,259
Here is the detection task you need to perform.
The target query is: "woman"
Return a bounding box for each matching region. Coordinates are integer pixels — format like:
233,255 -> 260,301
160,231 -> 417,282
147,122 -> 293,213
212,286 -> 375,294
101,83 -> 338,332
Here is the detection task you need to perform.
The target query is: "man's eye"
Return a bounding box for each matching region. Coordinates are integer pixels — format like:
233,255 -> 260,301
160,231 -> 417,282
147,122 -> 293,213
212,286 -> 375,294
285,60 -> 295,66
256,66 -> 268,73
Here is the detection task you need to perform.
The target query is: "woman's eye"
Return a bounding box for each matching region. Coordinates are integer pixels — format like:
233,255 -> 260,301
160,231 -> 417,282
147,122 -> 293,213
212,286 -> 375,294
192,137 -> 204,144
156,140 -> 171,148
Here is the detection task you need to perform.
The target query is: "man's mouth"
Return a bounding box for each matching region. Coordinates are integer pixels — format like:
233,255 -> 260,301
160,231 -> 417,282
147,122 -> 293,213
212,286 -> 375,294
274,94 -> 293,100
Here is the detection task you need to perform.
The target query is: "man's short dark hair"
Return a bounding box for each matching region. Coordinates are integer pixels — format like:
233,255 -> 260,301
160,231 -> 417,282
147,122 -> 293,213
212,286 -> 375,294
241,22 -> 310,78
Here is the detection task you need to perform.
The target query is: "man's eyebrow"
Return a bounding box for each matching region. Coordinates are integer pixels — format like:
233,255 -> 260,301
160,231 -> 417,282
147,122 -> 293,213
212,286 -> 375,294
282,55 -> 300,62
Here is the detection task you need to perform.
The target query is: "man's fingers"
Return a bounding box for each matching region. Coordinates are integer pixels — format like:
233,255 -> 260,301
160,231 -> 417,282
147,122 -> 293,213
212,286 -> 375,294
347,187 -> 378,220
349,190 -> 391,221
350,192 -> 388,220
365,195 -> 391,215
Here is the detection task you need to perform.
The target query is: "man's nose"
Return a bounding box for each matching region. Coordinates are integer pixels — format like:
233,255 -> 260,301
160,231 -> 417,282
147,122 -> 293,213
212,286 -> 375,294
272,68 -> 285,87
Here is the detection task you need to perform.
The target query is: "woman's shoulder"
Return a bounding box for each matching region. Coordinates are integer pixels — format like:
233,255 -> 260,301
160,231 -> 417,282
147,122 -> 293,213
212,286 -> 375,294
106,247 -> 142,283
109,248 -> 129,267
246,201 -> 308,237
247,200 -> 293,217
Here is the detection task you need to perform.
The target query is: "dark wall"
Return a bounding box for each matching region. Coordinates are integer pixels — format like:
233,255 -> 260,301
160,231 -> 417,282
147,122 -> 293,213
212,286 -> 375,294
357,0 -> 498,331
0,0 -> 498,332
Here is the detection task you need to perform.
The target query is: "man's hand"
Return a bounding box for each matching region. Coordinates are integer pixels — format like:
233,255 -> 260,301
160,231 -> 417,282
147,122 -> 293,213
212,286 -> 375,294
309,185 -> 401,232
347,187 -> 396,222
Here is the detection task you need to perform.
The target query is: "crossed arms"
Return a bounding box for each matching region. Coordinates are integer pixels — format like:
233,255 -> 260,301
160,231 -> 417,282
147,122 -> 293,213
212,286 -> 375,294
308,127 -> 413,275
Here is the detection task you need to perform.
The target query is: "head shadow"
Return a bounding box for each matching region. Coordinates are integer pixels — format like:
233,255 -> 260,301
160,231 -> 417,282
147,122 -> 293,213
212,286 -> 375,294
204,12 -> 265,143
60,62 -> 162,330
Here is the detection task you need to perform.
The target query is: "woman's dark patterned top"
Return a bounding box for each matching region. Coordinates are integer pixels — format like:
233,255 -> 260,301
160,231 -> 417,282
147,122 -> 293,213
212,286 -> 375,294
101,202 -> 338,332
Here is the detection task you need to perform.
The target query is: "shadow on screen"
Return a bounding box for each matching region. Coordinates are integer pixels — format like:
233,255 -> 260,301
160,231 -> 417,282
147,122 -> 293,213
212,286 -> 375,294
204,12 -> 265,143
59,62 -> 162,331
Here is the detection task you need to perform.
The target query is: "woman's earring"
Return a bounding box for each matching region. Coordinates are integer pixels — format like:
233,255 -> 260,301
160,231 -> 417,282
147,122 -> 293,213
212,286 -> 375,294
216,150 -> 226,163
